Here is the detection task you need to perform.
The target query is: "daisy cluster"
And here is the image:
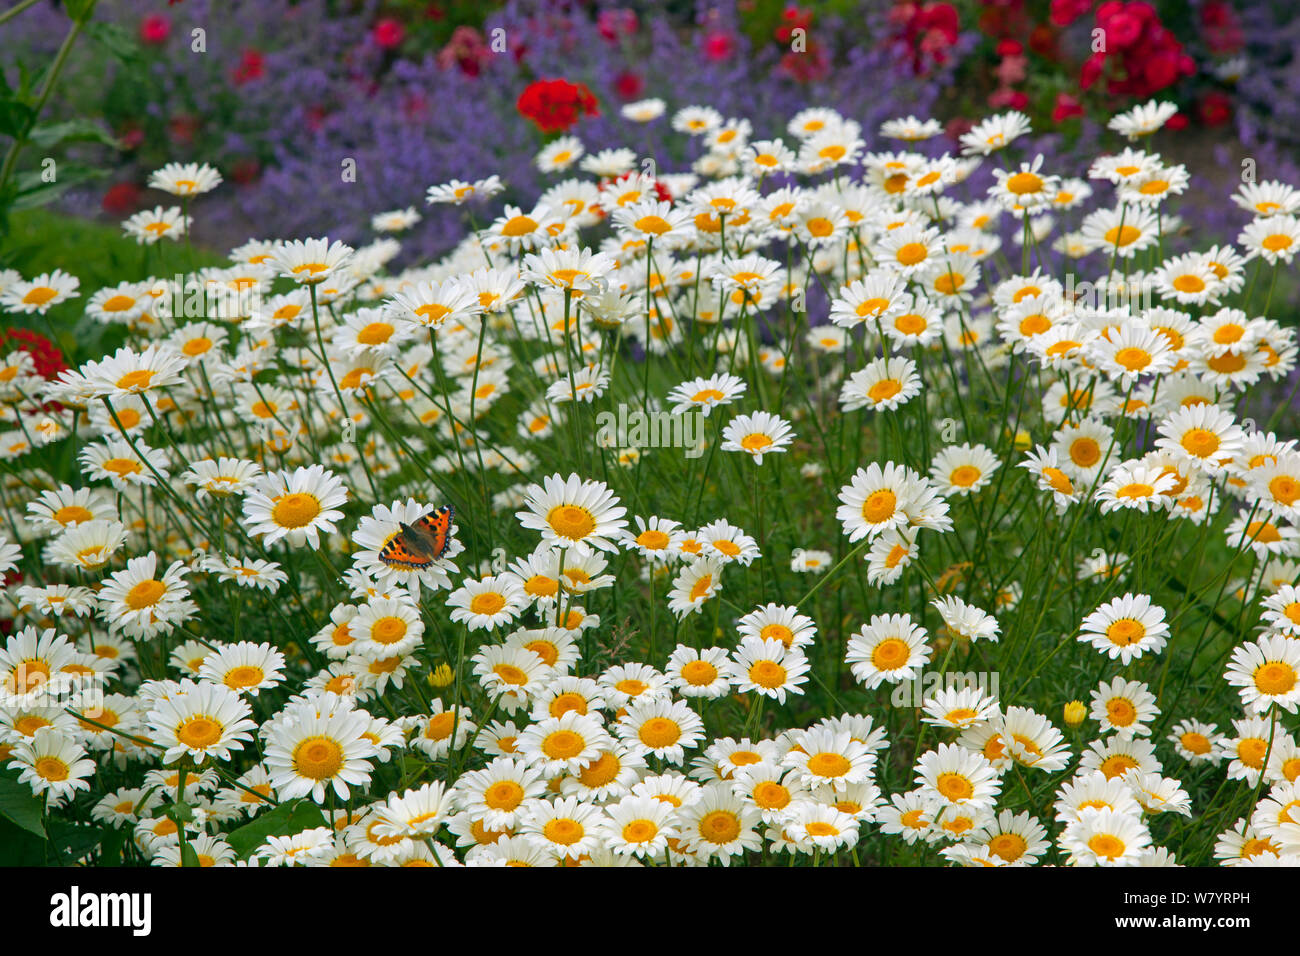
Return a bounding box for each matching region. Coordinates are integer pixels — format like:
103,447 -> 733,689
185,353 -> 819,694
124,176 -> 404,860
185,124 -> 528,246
1,99 -> 1299,867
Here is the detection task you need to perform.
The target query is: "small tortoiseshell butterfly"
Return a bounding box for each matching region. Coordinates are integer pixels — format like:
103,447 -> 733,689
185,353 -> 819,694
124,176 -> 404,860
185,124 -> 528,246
378,505 -> 454,570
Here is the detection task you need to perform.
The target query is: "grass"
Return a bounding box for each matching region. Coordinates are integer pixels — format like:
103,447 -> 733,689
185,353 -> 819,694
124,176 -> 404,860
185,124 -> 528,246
1,208 -> 224,366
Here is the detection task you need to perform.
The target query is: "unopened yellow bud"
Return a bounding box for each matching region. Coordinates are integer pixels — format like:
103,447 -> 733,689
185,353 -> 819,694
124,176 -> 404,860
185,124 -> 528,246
428,663 -> 455,688
1064,700 -> 1087,728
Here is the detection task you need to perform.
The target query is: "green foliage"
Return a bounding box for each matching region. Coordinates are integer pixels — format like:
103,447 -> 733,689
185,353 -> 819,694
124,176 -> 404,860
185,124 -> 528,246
0,765 -> 47,839
225,799 -> 328,861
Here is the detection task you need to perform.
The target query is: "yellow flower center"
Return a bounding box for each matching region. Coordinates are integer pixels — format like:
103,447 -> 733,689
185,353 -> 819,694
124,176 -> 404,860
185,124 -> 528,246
1104,225 -> 1141,247
861,489 -> 897,524
895,242 -> 928,266
1005,171 -> 1044,195
500,216 -> 538,237
1087,834 -> 1125,860
547,504 -> 596,540
1105,619 -> 1145,645
175,715 -> 224,749
748,660 -> 786,689
469,593 -> 506,616
1255,662 -> 1297,696
125,579 -> 166,610
224,665 -> 264,690
935,772 -> 973,801
871,637 -> 909,669
293,736 -> 345,779
638,717 -> 680,748
271,493 -> 321,528
680,660 -> 718,685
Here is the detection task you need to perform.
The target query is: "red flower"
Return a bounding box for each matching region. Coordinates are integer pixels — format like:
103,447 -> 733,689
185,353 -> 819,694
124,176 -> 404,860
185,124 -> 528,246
892,1 -> 960,74
614,71 -> 644,101
372,17 -> 405,49
607,170 -> 672,204
232,49 -> 265,86
597,9 -> 638,43
703,31 -> 735,61
1028,24 -> 1060,60
776,5 -> 814,43
139,14 -> 170,44
437,26 -> 490,77
1049,0 -> 1093,28
229,158 -> 261,185
168,114 -> 200,144
1200,1 -> 1243,55
780,45 -> 830,83
101,182 -> 141,216
1082,2 -> 1192,98
118,124 -> 146,150
1099,8 -> 1144,48
1052,92 -> 1085,122
516,78 -> 599,134
989,87 -> 1029,110
0,328 -> 68,381
1198,91 -> 1233,127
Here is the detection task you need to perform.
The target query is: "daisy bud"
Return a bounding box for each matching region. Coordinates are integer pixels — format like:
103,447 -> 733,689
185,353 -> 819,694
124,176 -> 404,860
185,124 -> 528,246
1063,700 -> 1087,728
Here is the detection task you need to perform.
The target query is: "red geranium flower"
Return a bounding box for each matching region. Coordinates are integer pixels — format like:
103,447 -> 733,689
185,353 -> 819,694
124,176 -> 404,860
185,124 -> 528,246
516,78 -> 599,133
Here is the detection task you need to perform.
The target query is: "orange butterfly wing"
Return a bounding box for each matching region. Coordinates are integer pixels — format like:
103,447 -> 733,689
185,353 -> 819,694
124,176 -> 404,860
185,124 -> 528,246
378,505 -> 453,570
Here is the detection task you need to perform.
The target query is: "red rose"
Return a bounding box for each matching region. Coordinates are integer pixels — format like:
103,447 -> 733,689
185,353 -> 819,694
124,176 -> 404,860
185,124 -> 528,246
516,78 -> 600,133
1049,0 -> 1093,28
372,17 -> 405,49
139,14 -> 170,44
1101,9 -> 1143,48
1142,50 -> 1180,91
1079,51 -> 1106,90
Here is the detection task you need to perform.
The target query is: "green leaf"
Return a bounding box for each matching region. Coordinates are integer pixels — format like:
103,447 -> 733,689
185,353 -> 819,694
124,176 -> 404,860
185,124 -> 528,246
97,826 -> 128,866
225,799 -> 326,860
0,815 -> 47,866
65,0 -> 98,23
0,95 -> 35,140
10,164 -> 104,211
28,118 -> 121,150
181,842 -> 201,868
46,820 -> 102,863
0,765 -> 46,838
86,21 -> 143,66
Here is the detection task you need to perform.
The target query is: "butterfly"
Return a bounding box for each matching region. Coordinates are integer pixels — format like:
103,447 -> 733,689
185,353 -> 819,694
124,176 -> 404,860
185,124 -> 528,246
377,505 -> 454,570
